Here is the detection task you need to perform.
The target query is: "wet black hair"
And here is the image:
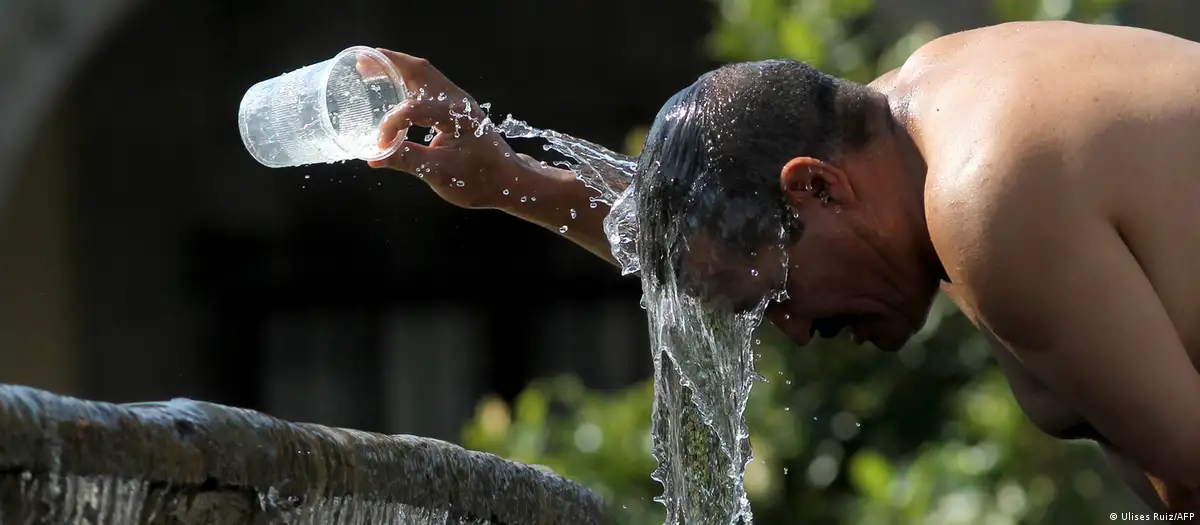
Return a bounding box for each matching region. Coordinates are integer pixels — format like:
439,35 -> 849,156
633,59 -> 880,289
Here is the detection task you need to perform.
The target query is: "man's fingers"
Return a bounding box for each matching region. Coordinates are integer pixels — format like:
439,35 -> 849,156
378,99 -> 459,146
355,54 -> 389,79
368,141 -> 437,174
375,49 -> 451,94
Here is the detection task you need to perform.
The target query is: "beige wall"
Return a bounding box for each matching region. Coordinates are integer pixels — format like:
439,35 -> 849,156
0,108 -> 78,394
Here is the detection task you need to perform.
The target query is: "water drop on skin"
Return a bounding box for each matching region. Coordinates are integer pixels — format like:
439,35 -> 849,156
493,141 -> 499,147
520,196 -> 528,202
503,189 -> 510,195
590,203 -> 598,209
569,209 -> 577,219
784,407 -> 790,412
437,92 -> 447,101
559,225 -> 569,234
504,152 -> 511,157
530,197 -> 536,202
750,269 -> 759,277
455,180 -> 465,187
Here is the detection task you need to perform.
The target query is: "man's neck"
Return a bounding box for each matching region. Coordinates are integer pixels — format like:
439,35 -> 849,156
881,117 -> 948,283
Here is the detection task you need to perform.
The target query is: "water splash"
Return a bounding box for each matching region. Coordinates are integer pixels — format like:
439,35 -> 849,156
490,115 -> 641,275
493,115 -> 636,207
490,113 -> 778,525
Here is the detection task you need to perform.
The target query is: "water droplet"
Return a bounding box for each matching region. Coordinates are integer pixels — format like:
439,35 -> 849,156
750,269 -> 759,277
502,189 -> 510,195
304,175 -> 310,179
783,314 -> 791,320
784,407 -> 790,412
480,102 -> 492,111
504,152 -> 511,157
404,146 -> 410,152
569,208 -> 577,219
783,468 -> 789,475
520,196 -> 528,202
530,196 -> 536,202
493,141 -> 499,147
455,180 -> 465,187
437,92 -> 447,101
559,225 -> 569,234
589,202 -> 598,209
785,380 -> 792,385
754,339 -> 761,345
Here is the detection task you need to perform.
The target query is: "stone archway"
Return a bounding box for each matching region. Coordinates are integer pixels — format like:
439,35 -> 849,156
0,0 -> 143,211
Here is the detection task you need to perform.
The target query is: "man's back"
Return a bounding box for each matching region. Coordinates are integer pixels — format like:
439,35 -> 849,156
892,21 -> 1200,511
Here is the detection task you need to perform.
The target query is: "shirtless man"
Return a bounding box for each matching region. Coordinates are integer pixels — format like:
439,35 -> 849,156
366,21 -> 1200,514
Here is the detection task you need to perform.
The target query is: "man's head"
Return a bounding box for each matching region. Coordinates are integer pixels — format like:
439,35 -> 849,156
634,59 -> 942,352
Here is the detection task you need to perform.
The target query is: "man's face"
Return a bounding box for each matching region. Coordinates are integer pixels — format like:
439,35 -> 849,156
679,227 -> 937,352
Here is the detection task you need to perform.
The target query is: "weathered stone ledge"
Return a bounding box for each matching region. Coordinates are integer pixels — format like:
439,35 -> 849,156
0,384 -> 609,524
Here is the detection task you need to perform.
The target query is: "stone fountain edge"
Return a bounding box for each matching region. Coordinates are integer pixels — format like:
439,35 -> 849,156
0,384 -> 610,525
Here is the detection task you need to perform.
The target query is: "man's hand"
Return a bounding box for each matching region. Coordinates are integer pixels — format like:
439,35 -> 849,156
365,49 -> 527,210
365,49 -> 619,263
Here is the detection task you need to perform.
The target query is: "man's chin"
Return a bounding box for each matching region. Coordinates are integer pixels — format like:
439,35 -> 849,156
869,331 -> 912,352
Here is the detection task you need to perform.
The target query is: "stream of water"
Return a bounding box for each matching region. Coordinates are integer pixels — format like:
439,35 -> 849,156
493,114 -> 775,525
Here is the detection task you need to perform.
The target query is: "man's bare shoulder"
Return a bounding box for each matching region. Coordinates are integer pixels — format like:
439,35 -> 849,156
925,149 -> 1082,322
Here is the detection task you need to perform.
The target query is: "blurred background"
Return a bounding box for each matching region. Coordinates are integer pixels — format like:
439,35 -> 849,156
1,0 -> 1195,523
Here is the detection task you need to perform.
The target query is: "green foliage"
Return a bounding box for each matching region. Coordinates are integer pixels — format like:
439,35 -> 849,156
465,1 -> 1142,523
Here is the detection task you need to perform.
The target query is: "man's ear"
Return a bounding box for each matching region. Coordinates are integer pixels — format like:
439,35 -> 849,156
779,157 -> 858,206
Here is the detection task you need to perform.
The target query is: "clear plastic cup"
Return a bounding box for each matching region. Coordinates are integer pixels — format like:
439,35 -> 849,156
238,46 -> 407,168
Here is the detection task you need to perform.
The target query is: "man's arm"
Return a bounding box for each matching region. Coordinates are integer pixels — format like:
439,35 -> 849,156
367,49 -> 625,266
494,154 -> 622,265
945,173 -> 1200,491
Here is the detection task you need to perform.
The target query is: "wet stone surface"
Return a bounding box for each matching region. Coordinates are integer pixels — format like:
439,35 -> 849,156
0,384 -> 609,525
